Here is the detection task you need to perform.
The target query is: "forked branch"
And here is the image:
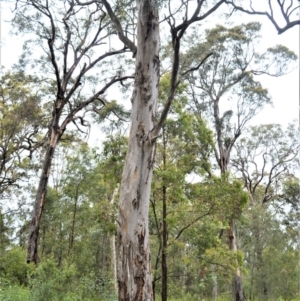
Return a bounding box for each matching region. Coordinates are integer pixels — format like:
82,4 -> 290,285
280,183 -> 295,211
225,0 -> 300,34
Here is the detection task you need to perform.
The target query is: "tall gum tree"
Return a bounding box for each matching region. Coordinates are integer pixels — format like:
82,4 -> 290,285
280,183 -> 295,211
185,23 -> 297,301
13,0 -> 133,264
96,0 -> 228,299
230,123 -> 299,298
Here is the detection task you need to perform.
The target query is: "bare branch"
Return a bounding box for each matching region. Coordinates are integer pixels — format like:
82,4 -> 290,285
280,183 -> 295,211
225,0 -> 300,34
60,75 -> 134,132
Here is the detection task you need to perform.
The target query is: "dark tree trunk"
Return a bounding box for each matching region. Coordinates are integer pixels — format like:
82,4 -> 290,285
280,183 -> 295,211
233,274 -> 244,301
161,185 -> 167,301
27,127 -> 61,264
228,218 -> 244,301
161,127 -> 168,301
151,196 -> 162,300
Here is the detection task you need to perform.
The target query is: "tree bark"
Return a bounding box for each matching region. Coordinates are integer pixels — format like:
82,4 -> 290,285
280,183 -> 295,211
111,234 -> 118,294
27,125 -> 61,264
110,186 -> 119,295
117,1 -> 159,300
228,218 -> 244,301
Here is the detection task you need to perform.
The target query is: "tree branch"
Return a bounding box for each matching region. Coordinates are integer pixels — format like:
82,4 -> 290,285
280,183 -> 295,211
225,0 -> 300,34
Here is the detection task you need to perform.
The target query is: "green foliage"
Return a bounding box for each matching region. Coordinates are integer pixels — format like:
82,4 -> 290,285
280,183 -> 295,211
0,281 -> 30,301
0,247 -> 35,285
150,73 -> 252,299
3,257 -> 117,301
238,202 -> 300,301
0,71 -> 44,197
29,258 -> 77,301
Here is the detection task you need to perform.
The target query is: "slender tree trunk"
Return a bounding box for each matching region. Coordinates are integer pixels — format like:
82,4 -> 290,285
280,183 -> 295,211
213,95 -> 245,299
68,187 -> 78,257
151,197 -> 162,300
117,1 -> 159,300
101,233 -> 108,270
110,186 -> 119,295
161,185 -> 167,301
211,264 -> 218,301
110,234 -> 118,294
228,218 -> 244,301
161,127 -> 168,301
216,123 -> 244,301
250,264 -> 254,301
27,127 -> 61,264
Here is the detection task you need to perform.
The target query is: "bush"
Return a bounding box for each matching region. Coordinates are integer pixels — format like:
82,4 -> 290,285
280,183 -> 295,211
0,247 -> 35,285
29,257 -> 78,301
0,279 -> 30,301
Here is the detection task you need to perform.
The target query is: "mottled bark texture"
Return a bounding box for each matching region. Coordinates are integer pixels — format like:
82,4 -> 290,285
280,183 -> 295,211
117,1 -> 159,300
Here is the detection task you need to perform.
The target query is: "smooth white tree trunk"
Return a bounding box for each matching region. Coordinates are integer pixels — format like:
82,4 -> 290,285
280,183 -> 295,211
110,186 -> 119,295
117,1 -> 159,300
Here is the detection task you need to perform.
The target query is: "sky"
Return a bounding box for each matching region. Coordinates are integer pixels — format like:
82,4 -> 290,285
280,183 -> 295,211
0,1 -> 299,132
242,14 -> 299,128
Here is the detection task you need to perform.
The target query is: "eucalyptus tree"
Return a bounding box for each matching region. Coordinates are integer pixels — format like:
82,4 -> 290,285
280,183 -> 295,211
13,0 -> 133,264
231,123 -> 299,206
184,22 -> 297,300
229,123 -> 299,298
88,1 -> 234,299
186,22 -> 296,175
26,0 -> 298,298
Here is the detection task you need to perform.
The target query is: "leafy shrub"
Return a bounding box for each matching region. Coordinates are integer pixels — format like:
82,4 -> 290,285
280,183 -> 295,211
0,247 -> 35,285
0,279 -> 30,301
29,257 -> 78,301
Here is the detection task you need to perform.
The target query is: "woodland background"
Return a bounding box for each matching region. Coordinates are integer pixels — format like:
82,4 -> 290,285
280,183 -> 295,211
0,0 -> 299,300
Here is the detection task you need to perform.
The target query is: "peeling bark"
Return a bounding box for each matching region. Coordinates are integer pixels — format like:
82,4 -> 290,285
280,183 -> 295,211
117,1 -> 159,300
